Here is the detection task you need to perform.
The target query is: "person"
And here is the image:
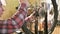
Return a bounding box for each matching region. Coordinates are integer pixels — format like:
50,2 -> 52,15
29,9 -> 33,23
0,0 -> 4,17
1,0 -> 6,6
0,0 -> 34,34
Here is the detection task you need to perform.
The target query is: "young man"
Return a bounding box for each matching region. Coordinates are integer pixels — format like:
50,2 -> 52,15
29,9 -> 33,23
0,0 -> 4,17
1,0 -> 6,6
0,0 -> 34,34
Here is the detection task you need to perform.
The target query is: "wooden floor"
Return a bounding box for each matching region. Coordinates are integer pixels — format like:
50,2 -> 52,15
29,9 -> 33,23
52,26 -> 60,34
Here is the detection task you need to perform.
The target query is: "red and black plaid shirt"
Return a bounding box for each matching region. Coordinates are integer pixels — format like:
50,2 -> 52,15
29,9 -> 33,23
0,3 -> 28,34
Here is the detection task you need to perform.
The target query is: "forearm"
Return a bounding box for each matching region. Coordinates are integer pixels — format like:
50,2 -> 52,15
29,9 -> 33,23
25,11 -> 35,21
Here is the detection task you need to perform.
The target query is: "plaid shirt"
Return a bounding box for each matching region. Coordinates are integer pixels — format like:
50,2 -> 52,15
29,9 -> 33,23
0,3 -> 27,34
